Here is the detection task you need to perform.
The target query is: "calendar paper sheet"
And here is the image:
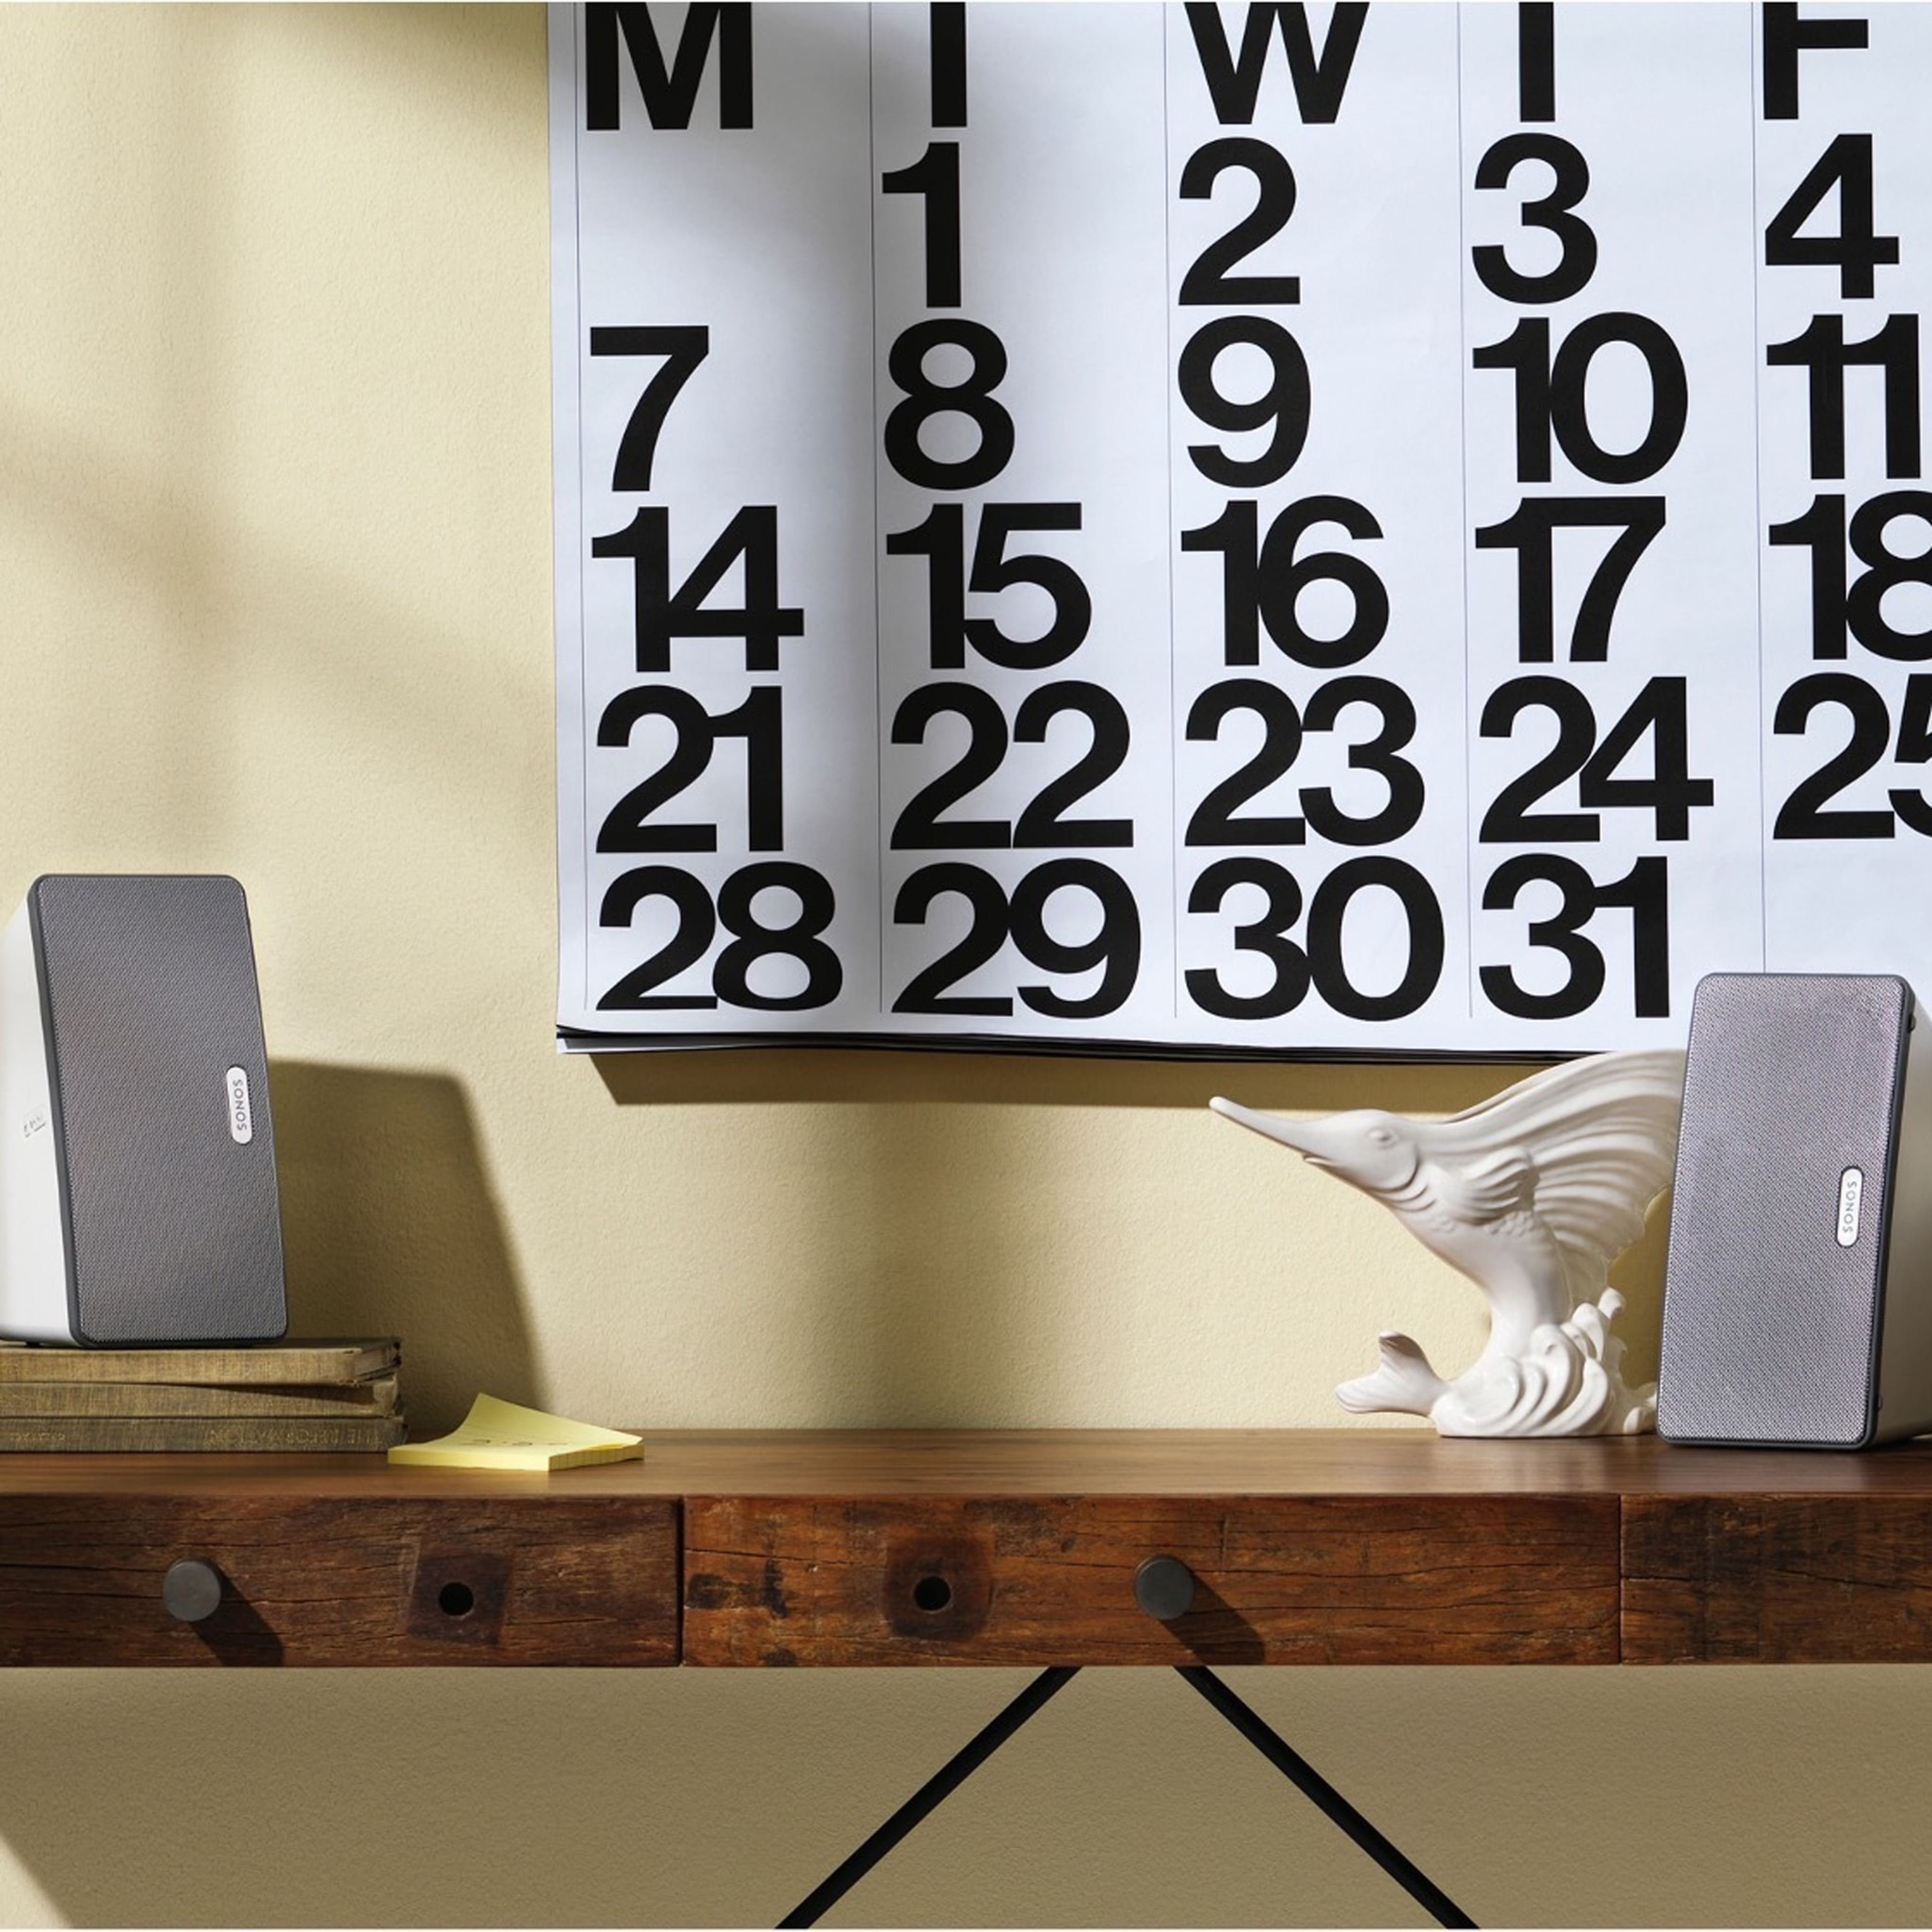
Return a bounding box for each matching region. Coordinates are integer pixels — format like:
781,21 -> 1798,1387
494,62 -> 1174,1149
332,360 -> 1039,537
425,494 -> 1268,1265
551,2 -> 1932,1055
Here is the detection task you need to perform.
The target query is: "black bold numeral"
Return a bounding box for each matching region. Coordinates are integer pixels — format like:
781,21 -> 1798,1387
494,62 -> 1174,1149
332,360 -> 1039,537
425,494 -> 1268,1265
1008,860 -> 1142,1017
1579,679 -> 1713,840
1481,677 -> 1713,843
593,506 -> 803,672
1300,677 -> 1426,846
1773,672 -> 1896,838
1475,497 -> 1665,661
1013,684 -> 1133,848
1178,316 -> 1311,486
596,684 -> 781,851
884,320 -> 1015,491
1185,856 -> 1443,1021
892,861 -> 1141,1017
589,326 -> 709,491
1891,675 -> 1932,834
892,683 -> 1131,849
1840,491 -> 1932,661
1480,678 -> 1599,842
1481,854 -> 1671,1018
1766,315 -> 1921,481
597,861 -> 840,1011
710,862 -> 844,1009
1770,492 -> 1932,660
1769,494 -> 1850,658
1186,680 -> 1305,845
1178,139 -> 1300,306
888,504 -> 1091,670
1182,497 -> 1388,668
1773,674 -> 1932,837
881,142 -> 961,309
891,684 -> 1009,849
1474,315 -> 1688,485
892,863 -> 1009,1012
597,866 -> 717,1009
1472,133 -> 1597,305
1764,134 -> 1899,301
1185,857 -> 1308,1016
1184,676 -> 1424,848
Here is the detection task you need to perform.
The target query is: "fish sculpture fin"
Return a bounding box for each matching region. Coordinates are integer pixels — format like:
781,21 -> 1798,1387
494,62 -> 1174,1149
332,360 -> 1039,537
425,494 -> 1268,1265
1336,1330 -> 1449,1419
1425,1144 -> 1535,1224
1432,1049 -> 1685,1303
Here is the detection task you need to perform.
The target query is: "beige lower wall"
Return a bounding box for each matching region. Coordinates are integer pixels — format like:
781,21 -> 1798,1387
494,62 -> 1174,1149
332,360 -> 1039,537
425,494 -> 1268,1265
0,7 -> 1921,1925
0,1666 -> 1929,1928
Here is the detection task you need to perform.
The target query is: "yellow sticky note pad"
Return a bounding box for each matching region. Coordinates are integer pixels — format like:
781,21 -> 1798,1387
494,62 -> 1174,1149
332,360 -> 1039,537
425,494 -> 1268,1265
386,1394 -> 642,1472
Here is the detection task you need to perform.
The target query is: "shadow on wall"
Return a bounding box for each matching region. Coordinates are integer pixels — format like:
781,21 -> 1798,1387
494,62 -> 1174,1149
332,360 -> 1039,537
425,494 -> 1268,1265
268,1060 -> 534,1434
590,1044 -> 1542,1115
594,1048 -> 1674,1399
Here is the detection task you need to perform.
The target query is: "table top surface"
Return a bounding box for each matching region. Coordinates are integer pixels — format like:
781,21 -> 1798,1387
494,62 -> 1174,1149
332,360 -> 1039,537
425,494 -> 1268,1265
0,1427 -> 1929,1498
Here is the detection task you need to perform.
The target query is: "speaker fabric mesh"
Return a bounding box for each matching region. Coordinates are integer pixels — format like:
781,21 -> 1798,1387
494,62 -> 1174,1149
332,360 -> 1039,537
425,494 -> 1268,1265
32,875 -> 287,1345
1659,973 -> 1909,1446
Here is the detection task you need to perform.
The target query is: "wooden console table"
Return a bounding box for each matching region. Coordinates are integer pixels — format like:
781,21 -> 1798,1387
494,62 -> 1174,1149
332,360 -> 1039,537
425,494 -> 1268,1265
3,1429 -> 1928,1924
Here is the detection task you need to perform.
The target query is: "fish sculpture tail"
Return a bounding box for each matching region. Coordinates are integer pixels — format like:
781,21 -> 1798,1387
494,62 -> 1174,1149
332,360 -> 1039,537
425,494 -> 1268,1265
1336,1331 -> 1450,1419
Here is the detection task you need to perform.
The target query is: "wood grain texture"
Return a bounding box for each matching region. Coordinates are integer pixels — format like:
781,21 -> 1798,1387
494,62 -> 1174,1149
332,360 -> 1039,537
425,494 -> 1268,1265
1624,1496 -> 1932,1663
0,1430 -> 1929,1499
0,1495 -> 677,1665
644,1429 -> 1932,1497
0,1433 -> 1929,1667
683,1494 -> 1620,1667
0,1416 -> 406,1453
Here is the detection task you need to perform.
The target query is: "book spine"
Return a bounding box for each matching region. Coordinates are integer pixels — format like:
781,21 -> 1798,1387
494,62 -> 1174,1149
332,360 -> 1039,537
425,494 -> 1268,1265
0,1341 -> 400,1386
0,1415 -> 408,1452
0,1377 -> 401,1418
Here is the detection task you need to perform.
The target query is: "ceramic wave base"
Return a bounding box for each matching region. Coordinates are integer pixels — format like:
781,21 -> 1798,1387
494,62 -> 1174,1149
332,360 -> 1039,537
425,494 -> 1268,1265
1212,1049 -> 1684,1439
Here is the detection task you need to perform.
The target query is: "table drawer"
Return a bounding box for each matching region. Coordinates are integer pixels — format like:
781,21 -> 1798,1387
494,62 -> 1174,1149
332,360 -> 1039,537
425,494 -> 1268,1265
683,1494 -> 1618,1666
0,1495 -> 678,1665
1625,1496 -> 1932,1663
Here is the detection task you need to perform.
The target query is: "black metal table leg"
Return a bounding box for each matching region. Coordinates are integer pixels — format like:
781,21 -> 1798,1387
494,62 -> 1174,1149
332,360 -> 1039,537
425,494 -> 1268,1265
1175,1665 -> 1476,1929
778,1661 -> 1475,1929
778,1665 -> 1079,1929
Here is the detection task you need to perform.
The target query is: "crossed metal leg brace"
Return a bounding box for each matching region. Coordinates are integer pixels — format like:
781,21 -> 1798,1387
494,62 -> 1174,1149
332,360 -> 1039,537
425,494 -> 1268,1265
778,1664 -> 1476,1929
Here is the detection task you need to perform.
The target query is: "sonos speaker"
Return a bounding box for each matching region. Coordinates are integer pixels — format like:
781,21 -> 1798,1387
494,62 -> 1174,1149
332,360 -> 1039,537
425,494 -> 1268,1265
1658,972 -> 1932,1448
0,874 -> 287,1346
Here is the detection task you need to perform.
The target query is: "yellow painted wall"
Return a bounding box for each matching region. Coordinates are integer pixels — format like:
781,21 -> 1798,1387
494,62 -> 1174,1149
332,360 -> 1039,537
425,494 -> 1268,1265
0,8 -> 1924,1926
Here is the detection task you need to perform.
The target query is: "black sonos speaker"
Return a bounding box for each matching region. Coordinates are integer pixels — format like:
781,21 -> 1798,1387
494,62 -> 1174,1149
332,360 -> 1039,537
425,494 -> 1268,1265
1658,972 -> 1932,1448
0,874 -> 288,1346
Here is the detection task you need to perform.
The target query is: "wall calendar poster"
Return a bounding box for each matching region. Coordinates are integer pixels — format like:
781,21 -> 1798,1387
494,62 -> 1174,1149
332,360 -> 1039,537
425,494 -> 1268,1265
550,1 -> 1932,1056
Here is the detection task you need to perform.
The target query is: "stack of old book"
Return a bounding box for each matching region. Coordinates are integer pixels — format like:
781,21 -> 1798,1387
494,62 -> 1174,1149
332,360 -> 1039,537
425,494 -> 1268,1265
0,1337 -> 404,1452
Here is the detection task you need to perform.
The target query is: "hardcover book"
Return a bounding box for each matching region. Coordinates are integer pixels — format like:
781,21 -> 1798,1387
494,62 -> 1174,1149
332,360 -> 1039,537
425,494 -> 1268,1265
0,1338 -> 399,1385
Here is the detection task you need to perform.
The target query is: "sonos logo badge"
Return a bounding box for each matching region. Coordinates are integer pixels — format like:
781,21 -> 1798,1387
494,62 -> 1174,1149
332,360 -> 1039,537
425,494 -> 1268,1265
225,1067 -> 254,1145
1837,1167 -> 1864,1247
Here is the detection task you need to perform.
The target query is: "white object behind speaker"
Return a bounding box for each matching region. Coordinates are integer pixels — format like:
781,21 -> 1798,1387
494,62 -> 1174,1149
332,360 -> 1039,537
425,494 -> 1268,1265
0,874 -> 287,1346
1658,972 -> 1932,1448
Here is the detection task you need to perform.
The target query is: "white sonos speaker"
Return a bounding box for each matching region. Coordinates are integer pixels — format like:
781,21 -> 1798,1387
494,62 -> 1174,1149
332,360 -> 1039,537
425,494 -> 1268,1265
1658,973 -> 1932,1448
0,874 -> 287,1346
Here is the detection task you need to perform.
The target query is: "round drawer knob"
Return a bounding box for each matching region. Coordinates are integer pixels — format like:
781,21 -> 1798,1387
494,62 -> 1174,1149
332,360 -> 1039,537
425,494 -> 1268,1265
162,1559 -> 224,1624
1133,1554 -> 1198,1621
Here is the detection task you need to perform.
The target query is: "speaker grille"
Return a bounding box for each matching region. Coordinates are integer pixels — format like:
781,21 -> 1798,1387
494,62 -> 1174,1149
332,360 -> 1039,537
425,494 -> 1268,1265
33,875 -> 287,1345
1659,974 -> 1908,1446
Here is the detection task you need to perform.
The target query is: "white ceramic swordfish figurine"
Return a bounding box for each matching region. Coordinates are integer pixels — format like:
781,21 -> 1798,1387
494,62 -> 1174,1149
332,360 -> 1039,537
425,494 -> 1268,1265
1211,1050 -> 1685,1437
